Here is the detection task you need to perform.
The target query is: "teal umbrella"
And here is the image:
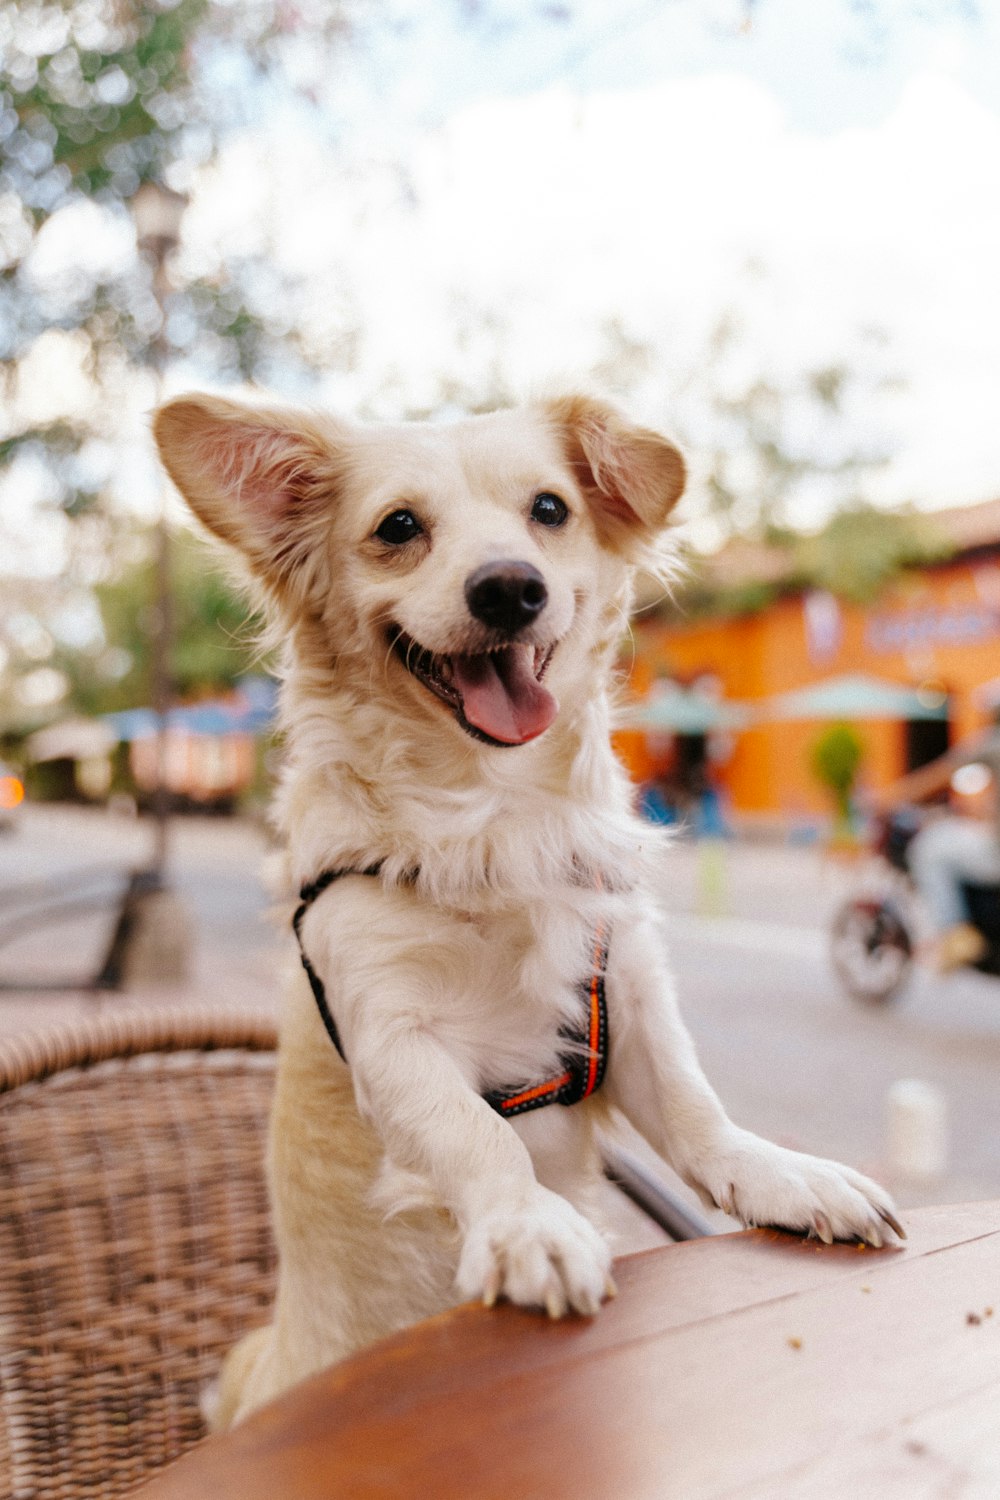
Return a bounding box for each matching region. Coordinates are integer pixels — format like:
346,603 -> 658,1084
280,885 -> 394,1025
619,689 -> 752,734
763,674 -> 947,722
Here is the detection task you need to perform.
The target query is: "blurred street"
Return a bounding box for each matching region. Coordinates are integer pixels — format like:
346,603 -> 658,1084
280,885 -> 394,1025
2,805 -> 999,1220
0,804 -> 281,1030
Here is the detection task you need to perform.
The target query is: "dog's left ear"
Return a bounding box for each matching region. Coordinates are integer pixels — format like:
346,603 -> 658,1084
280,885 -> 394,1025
542,395 -> 686,548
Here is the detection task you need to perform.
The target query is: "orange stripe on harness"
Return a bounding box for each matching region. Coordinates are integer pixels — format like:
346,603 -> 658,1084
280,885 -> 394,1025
495,1071 -> 574,1113
484,922 -> 610,1119
583,921 -> 607,1098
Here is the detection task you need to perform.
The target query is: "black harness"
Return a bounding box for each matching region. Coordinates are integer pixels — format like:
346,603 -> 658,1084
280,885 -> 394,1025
293,865 -> 609,1118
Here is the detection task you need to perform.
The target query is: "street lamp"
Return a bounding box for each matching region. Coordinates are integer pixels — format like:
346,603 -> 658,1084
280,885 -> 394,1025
114,179 -> 193,984
131,180 -> 186,884
131,181 -> 188,285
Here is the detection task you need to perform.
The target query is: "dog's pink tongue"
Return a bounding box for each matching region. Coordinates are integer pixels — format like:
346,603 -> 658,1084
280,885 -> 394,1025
453,646 -> 557,745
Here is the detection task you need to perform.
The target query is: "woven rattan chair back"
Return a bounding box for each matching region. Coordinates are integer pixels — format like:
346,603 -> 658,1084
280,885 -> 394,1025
0,1011 -> 278,1500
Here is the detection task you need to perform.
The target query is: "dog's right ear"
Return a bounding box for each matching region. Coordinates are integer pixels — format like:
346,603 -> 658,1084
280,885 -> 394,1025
153,394 -> 347,585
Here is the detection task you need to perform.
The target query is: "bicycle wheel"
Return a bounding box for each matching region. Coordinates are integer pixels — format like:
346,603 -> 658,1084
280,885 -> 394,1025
830,898 -> 913,1005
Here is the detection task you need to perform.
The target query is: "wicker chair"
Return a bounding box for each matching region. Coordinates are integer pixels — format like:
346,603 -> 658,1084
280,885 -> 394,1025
0,1010 -> 279,1500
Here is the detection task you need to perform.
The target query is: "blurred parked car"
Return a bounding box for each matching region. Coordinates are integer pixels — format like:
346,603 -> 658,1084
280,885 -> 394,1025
0,763 -> 25,832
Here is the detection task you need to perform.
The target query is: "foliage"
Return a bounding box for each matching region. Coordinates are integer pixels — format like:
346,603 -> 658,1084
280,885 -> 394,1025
692,311 -> 899,538
0,0 -> 365,731
0,0 -> 578,431
673,504 -> 953,620
790,503 -> 951,604
677,573 -> 783,620
0,2 -> 354,473
59,524 -> 264,718
2,0 -> 208,214
579,296 -> 904,570
810,722 -> 865,824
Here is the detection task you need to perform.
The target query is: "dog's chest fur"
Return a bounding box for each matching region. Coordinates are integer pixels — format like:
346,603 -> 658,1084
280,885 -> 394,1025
414,901 -> 604,1094
279,723 -> 640,1098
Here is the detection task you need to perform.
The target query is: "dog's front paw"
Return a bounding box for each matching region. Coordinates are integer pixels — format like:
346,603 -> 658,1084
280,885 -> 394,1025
457,1188 -> 614,1318
696,1129 -> 905,1247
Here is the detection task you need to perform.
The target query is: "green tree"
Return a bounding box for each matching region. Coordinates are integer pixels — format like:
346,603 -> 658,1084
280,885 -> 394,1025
0,0 -> 359,733
691,310 -> 899,538
58,524 -> 264,718
0,0 -> 981,732
580,287 -> 902,549
672,503 -> 952,621
0,0 -> 579,733
791,503 -> 950,604
1,0 -> 360,512
810,722 -> 865,831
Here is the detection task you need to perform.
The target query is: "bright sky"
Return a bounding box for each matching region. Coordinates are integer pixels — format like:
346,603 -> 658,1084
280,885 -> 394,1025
11,0 -> 1000,568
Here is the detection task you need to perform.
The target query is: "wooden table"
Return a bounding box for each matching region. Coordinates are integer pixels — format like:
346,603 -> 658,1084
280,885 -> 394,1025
138,1202 -> 1000,1499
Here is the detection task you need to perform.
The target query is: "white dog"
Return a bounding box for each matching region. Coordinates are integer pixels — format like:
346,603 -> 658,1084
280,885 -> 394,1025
154,392 -> 903,1427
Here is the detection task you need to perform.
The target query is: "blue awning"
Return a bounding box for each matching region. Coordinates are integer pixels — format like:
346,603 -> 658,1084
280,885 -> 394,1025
103,676 -> 278,740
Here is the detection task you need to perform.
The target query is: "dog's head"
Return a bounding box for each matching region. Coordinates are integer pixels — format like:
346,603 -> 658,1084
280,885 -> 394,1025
153,394 -> 684,749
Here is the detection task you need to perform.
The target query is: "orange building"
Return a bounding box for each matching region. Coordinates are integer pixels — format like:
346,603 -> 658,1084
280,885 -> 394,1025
619,500 -> 1000,831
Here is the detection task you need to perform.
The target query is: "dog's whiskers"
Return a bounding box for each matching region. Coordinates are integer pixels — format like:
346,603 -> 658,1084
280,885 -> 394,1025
614,609 -> 637,676
382,628 -> 405,680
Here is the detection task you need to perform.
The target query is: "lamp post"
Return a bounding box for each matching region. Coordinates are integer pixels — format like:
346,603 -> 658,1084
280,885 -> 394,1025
114,179 -> 192,984
131,181 -> 186,882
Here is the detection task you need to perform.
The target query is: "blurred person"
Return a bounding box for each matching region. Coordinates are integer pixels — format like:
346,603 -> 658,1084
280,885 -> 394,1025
881,728 -> 1000,972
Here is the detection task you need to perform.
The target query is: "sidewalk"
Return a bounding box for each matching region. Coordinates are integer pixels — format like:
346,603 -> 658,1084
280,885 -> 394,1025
0,942 -> 284,1039
0,805 -> 284,1036
654,831 -> 868,930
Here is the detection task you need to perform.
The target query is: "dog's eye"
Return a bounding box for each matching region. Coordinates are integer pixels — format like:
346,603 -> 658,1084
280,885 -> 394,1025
531,492 -> 569,528
375,509 -> 423,546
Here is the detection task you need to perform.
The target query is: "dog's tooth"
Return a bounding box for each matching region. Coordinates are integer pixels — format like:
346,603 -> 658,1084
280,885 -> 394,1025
545,1288 -> 564,1320
604,1275 -> 618,1300
482,1267 -> 502,1308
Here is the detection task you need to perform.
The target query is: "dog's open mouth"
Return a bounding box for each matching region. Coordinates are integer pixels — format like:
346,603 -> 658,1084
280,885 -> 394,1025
392,634 -> 558,747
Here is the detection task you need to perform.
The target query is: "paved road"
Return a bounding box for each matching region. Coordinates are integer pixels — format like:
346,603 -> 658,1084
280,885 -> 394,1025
0,805 -> 280,1034
2,807 -> 998,1215
665,907 -> 1000,1208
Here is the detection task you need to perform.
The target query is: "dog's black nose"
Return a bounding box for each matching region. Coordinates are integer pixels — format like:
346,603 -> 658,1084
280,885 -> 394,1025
465,561 -> 548,635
